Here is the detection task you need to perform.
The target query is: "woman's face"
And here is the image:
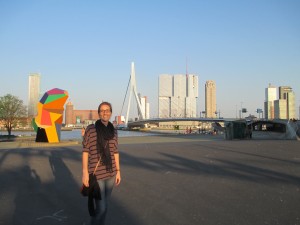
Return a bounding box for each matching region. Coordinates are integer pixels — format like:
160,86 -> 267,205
99,104 -> 112,123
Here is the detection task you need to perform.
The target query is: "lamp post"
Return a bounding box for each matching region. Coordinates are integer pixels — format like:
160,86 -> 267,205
0,107 -> 2,132
240,102 -> 243,119
256,108 -> 263,119
242,108 -> 247,118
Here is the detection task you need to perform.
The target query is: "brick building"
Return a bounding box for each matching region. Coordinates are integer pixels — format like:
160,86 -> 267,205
65,102 -> 99,127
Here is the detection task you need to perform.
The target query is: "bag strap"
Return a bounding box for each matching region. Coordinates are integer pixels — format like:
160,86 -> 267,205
92,141 -> 108,175
92,160 -> 100,175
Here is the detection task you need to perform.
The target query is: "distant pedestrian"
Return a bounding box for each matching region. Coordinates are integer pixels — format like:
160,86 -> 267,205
248,124 -> 253,139
82,101 -> 121,225
81,127 -> 85,140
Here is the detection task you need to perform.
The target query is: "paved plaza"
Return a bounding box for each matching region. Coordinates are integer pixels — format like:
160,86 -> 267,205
0,135 -> 300,225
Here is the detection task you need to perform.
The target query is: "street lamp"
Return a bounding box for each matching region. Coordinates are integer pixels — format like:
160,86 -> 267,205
242,108 -> 247,118
256,108 -> 263,119
240,102 -> 243,118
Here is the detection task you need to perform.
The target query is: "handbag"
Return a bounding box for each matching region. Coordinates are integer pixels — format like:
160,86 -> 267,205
80,159 -> 101,197
80,160 -> 102,217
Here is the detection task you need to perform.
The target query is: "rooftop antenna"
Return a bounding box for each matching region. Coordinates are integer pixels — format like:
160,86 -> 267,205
186,57 -> 188,97
186,57 -> 188,78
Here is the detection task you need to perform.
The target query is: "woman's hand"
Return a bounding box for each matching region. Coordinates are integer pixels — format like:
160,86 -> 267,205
82,152 -> 89,186
82,171 -> 89,187
115,171 -> 121,186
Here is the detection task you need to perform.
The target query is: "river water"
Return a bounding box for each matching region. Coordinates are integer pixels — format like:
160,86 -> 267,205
3,129 -> 158,140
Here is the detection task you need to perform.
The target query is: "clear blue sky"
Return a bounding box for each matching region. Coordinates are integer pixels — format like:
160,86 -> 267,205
1,0 -> 299,119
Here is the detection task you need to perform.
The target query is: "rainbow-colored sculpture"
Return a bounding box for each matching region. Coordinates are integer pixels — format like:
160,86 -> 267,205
32,88 -> 69,143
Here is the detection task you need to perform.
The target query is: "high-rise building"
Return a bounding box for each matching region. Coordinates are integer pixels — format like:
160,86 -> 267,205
172,74 -> 186,117
159,74 -> 198,118
205,80 -> 216,118
279,86 -> 293,99
274,99 -> 287,119
278,86 -> 296,119
28,73 -> 41,117
138,94 -> 150,119
264,84 -> 296,120
186,75 -> 199,117
159,74 -> 172,118
264,84 -> 277,119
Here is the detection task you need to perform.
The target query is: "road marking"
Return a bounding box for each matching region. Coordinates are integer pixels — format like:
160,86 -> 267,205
36,209 -> 67,222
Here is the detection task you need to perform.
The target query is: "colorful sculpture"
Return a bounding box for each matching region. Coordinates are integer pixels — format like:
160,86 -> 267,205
32,88 -> 69,143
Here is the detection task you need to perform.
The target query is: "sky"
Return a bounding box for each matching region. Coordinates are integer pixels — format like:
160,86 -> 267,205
1,0 -> 300,120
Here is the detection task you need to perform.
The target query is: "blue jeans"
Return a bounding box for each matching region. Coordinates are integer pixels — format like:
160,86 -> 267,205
90,176 -> 115,225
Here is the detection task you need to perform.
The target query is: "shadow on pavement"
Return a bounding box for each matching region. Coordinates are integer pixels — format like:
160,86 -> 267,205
1,139 -> 300,225
0,147 -> 141,225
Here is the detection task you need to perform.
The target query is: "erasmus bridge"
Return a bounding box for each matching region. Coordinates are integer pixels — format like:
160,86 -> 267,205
121,62 -> 232,130
127,117 -> 226,129
120,63 -> 300,140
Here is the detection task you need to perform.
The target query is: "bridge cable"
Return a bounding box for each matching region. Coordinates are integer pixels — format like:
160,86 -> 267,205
120,75 -> 131,116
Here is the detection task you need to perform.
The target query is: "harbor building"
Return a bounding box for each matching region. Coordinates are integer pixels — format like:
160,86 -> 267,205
115,115 -> 125,125
65,101 -> 98,127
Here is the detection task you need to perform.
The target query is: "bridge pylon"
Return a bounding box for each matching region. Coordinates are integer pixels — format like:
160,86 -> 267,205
125,62 -> 145,125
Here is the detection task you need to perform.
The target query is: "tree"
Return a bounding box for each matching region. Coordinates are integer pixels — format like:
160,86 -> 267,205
0,94 -> 27,136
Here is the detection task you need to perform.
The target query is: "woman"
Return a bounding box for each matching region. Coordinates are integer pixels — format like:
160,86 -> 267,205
82,102 -> 121,225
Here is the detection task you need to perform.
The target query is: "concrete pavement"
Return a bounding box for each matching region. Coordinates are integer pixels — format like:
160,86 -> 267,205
0,135 -> 300,225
